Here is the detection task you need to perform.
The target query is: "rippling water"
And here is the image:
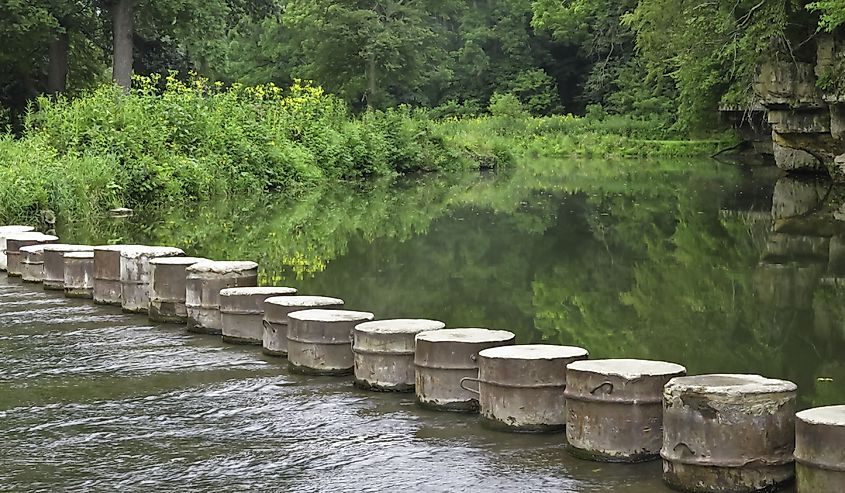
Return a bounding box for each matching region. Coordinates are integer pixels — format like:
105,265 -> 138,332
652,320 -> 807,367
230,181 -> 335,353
0,277 -> 679,492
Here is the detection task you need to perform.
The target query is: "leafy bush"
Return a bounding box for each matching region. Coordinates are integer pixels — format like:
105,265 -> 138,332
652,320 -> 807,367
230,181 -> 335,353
488,93 -> 528,119
504,69 -> 562,115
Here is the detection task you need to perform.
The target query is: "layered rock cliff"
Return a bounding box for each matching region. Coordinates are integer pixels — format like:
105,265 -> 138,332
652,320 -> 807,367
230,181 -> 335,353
754,31 -> 845,179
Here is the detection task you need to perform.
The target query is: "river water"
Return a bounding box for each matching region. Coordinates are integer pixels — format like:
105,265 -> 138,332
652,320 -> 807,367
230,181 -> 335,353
3,158 -> 841,491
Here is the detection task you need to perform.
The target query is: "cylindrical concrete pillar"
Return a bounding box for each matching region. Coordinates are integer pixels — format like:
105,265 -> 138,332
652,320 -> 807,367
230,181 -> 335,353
120,246 -> 185,314
262,296 -> 344,356
460,344 -> 588,432
219,287 -> 297,344
93,245 -> 144,305
414,328 -> 515,412
20,245 -> 47,283
286,309 -> 374,375
661,374 -> 797,493
565,359 -> 686,462
0,226 -> 34,271
42,245 -> 94,290
6,233 -> 58,277
795,405 -> 845,492
149,257 -> 208,323
64,251 -> 95,298
352,319 -> 446,392
185,261 -> 258,334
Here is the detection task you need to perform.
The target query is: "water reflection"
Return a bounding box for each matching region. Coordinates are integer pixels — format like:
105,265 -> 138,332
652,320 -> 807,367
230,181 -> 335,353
57,159 -> 845,410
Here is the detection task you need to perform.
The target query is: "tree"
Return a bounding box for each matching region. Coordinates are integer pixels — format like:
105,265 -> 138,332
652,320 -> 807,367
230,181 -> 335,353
282,0 -> 451,109
623,0 -> 818,130
531,0 -> 637,108
445,0 -> 565,113
110,0 -> 133,90
0,2 -> 55,107
808,1 -> 845,31
0,1 -> 106,129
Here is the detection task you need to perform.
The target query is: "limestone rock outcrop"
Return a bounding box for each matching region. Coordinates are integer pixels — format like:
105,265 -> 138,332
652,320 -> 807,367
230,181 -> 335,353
752,31 -> 845,179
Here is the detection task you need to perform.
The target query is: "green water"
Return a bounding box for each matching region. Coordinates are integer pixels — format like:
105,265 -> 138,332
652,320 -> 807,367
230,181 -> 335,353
63,157 -> 844,409
3,157 -> 840,491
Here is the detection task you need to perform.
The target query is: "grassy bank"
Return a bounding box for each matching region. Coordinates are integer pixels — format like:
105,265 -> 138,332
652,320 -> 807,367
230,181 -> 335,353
437,111 -> 735,161
0,77 -> 735,224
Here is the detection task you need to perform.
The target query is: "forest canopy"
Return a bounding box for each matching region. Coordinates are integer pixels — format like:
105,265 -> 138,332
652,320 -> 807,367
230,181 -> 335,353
1,0 -> 843,132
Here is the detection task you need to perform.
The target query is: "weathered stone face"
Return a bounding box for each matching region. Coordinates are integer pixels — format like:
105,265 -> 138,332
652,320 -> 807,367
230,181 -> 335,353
829,104 -> 845,139
768,109 -> 830,134
750,32 -> 845,179
755,60 -> 825,109
772,142 -> 822,171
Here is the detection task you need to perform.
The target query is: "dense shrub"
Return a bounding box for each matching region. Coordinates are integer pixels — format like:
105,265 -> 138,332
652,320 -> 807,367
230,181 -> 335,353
0,76 -> 490,223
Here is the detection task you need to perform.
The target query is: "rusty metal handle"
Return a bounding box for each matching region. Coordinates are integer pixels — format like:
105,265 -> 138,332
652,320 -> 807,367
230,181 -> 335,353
673,442 -> 696,457
459,377 -> 480,395
590,381 -> 614,395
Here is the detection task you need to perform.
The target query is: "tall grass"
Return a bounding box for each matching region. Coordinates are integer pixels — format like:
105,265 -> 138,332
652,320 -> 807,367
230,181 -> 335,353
436,112 -> 735,160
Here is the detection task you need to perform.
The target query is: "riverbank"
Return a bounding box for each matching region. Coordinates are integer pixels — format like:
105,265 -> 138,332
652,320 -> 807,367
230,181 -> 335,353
0,77 -> 487,224
0,78 -> 735,224
437,113 -> 734,161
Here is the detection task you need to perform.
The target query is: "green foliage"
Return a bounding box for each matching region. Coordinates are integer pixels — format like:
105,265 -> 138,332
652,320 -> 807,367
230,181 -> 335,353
531,0 -> 637,107
488,93 -> 528,118
437,111 -> 732,160
427,99 -> 483,119
0,77 -> 488,224
210,0 -> 572,114
281,0 -> 449,109
503,69 -> 561,114
808,1 -> 845,31
623,0 -> 824,131
0,134 -> 121,222
11,0 -> 840,145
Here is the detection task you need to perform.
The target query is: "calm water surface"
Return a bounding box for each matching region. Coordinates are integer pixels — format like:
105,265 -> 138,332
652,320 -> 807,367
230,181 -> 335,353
4,158 -> 841,491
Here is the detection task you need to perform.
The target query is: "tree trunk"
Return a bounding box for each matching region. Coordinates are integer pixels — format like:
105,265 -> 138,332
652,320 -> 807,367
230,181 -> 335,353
112,0 -> 134,91
366,54 -> 377,109
47,30 -> 70,94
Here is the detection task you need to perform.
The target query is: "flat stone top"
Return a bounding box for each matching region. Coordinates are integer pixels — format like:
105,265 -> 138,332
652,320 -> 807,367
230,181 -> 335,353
150,256 -> 208,266
265,295 -> 344,307
354,319 -> 446,334
186,260 -> 258,273
64,251 -> 95,259
93,244 -> 147,252
796,405 -> 845,426
666,374 -> 797,394
416,328 -> 515,344
6,233 -> 58,242
567,358 -> 686,378
288,309 -> 375,323
43,244 -> 95,253
0,226 -> 34,234
20,245 -> 48,254
480,344 -> 588,360
220,286 -> 297,297
119,246 -> 184,259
